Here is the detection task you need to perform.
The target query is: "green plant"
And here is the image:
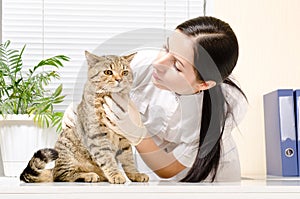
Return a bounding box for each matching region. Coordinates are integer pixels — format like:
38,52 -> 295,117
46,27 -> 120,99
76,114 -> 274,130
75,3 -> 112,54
0,40 -> 70,132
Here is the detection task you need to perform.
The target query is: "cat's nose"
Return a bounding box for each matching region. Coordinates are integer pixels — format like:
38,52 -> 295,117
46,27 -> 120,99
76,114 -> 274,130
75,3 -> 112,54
115,78 -> 122,83
114,74 -> 122,82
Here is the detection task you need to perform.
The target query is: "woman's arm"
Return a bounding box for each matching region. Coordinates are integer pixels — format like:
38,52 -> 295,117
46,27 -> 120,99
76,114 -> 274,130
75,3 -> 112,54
102,94 -> 187,178
135,136 -> 186,178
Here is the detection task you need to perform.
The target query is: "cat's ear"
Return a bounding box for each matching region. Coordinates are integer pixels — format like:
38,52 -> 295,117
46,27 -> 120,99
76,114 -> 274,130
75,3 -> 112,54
85,51 -> 103,67
123,52 -> 137,63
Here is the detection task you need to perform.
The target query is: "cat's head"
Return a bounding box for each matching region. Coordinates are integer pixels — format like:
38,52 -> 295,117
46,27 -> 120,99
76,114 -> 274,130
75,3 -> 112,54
85,51 -> 136,93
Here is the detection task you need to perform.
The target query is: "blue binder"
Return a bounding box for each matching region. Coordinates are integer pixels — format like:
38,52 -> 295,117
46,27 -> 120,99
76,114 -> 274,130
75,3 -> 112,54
294,90 -> 300,175
263,89 -> 299,176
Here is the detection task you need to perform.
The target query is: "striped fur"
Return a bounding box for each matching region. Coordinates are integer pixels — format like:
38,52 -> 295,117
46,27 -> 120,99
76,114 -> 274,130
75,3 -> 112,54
20,148 -> 58,183
20,51 -> 149,183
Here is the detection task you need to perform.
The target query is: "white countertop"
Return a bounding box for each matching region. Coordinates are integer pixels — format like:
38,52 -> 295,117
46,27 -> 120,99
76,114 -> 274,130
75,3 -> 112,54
0,176 -> 300,199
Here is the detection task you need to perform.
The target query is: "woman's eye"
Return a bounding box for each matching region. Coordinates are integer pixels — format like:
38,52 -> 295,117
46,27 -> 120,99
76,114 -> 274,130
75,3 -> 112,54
121,70 -> 129,76
104,70 -> 113,75
173,61 -> 181,72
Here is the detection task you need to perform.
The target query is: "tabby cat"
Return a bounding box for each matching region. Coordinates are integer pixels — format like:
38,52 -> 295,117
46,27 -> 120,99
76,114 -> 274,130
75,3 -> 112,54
20,51 -> 149,184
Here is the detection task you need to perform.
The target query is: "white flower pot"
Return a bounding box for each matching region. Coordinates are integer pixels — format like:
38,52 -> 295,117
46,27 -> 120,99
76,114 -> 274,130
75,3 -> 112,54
0,114 -> 58,177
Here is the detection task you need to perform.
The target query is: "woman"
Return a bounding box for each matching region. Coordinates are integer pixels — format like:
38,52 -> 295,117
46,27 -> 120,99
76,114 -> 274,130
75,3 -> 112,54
64,16 -> 248,182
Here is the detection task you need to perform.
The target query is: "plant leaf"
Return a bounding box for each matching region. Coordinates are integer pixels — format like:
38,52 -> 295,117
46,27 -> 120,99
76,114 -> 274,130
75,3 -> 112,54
0,40 -> 69,132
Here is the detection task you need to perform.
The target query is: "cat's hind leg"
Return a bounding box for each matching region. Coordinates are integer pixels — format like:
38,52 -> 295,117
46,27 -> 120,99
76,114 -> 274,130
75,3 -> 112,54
54,169 -> 103,183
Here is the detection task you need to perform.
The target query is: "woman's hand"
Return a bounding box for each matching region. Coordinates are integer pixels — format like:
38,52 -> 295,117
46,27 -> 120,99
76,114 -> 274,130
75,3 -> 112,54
62,102 -> 77,130
103,93 -> 147,145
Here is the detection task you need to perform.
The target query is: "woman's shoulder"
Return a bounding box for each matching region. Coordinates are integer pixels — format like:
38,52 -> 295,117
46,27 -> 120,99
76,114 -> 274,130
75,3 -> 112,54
221,77 -> 247,105
221,76 -> 248,128
130,49 -> 159,71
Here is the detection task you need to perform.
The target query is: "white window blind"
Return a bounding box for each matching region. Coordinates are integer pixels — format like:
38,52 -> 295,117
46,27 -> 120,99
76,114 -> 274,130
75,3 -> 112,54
2,0 -> 206,112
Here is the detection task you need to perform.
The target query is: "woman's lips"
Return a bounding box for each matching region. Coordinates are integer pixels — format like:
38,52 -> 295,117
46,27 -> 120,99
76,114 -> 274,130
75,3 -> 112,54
152,71 -> 161,80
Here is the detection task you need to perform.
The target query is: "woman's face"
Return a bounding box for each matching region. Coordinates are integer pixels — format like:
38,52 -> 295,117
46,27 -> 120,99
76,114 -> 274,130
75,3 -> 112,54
152,31 -> 202,95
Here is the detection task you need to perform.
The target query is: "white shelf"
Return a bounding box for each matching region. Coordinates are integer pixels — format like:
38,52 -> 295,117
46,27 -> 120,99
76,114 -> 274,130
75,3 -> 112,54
0,177 -> 300,199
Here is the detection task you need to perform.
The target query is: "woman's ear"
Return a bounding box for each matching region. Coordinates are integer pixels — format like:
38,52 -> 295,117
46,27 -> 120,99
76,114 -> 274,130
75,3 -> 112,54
195,80 -> 216,92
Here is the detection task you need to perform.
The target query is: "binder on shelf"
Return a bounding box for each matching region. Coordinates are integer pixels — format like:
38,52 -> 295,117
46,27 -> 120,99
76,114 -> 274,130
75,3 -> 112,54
263,89 -> 299,176
294,90 -> 300,175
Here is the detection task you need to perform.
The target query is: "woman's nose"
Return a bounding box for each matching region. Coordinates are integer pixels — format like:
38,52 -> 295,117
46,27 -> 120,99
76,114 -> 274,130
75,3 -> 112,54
153,53 -> 172,72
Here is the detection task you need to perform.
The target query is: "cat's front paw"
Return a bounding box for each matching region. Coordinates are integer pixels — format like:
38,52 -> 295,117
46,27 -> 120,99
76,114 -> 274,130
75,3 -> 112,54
80,172 -> 100,183
108,173 -> 126,184
126,172 -> 149,182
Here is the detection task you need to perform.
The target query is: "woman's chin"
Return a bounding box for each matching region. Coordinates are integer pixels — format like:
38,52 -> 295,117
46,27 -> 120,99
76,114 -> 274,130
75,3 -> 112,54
151,77 -> 170,91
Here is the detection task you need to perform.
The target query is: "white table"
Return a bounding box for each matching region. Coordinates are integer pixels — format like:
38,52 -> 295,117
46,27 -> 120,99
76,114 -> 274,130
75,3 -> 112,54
0,176 -> 299,199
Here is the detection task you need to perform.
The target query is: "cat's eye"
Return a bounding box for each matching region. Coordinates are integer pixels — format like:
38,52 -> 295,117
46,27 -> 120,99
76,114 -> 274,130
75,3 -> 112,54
121,70 -> 129,76
104,70 -> 113,75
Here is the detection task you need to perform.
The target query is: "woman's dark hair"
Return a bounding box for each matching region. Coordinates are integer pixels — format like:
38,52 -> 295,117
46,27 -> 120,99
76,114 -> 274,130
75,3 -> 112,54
176,16 -> 247,182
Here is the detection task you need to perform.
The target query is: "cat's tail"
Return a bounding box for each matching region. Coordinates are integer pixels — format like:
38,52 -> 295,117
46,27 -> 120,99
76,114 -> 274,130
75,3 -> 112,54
20,148 -> 58,183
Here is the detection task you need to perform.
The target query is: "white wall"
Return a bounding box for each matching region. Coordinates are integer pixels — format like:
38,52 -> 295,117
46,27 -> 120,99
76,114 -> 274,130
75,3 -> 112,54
213,0 -> 300,177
